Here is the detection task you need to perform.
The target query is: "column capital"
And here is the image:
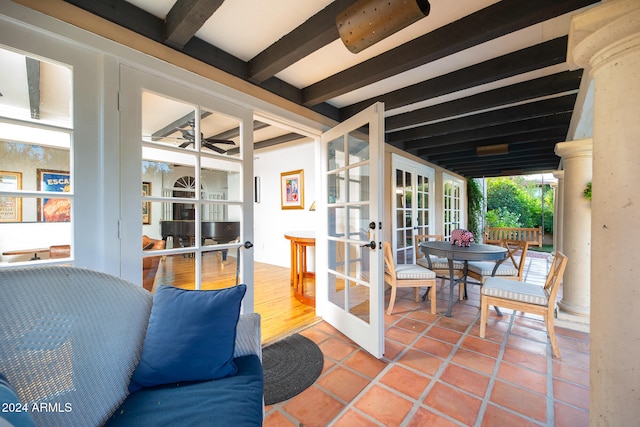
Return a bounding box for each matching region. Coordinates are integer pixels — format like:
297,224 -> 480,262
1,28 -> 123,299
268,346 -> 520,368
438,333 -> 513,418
552,170 -> 565,180
555,138 -> 593,159
568,0 -> 640,71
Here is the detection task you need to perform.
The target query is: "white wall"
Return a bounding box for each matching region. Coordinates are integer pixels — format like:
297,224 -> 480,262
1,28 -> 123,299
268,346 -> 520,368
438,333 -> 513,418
253,138 -> 317,268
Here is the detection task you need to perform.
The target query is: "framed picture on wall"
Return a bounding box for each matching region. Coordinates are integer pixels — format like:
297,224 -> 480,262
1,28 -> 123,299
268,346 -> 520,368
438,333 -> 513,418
142,181 -> 151,224
280,169 -> 304,210
37,169 -> 71,222
0,171 -> 22,222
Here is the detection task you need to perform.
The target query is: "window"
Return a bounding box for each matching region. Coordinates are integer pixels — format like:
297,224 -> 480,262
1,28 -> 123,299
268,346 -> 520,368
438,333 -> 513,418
0,47 -> 73,263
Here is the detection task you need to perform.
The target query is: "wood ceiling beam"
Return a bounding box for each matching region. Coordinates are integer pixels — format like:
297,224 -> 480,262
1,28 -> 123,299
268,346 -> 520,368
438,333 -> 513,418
426,140 -> 560,163
441,148 -> 559,168
226,133 -> 306,155
457,168 -> 559,178
387,94 -> 576,144
453,155 -> 559,168
403,113 -> 571,151
64,0 -> 164,41
387,70 -> 582,131
164,0 -> 225,49
61,0 -> 339,115
415,128 -> 567,157
341,36 -> 569,119
451,157 -> 560,173
302,0 -> 598,106
450,158 -> 560,176
25,57 -> 40,120
248,0 -> 357,83
214,121 -> 269,140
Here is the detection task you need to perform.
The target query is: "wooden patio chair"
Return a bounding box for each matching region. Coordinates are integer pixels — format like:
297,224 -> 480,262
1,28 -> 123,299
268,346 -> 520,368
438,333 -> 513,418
467,239 -> 529,284
383,242 -> 436,315
479,251 -> 568,358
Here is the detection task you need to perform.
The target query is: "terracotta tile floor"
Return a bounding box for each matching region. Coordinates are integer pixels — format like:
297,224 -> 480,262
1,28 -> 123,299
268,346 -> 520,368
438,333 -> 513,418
263,254 -> 590,427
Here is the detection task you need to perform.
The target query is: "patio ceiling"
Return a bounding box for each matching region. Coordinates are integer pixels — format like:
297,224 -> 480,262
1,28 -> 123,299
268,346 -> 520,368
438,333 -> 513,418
63,0 -> 599,177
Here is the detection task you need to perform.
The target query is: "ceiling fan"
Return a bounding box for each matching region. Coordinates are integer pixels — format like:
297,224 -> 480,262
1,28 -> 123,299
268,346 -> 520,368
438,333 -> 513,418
176,120 -> 235,154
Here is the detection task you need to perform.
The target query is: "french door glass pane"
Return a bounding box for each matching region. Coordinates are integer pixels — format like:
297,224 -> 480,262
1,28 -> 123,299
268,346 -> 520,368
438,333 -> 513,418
328,239 -> 345,275
349,283 -> 370,322
347,132 -> 369,164
328,137 -> 345,170
347,205 -> 369,239
199,108 -> 241,158
328,272 -> 345,309
140,90 -> 244,290
348,165 -> 369,202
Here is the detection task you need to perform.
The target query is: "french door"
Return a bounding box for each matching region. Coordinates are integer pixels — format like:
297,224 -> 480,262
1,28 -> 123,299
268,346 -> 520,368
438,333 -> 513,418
119,66 -> 255,311
392,155 -> 435,264
317,103 -> 385,358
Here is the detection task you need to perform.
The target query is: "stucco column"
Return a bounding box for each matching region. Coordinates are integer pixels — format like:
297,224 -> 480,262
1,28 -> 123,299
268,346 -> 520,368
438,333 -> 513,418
569,1 -> 640,425
551,171 -> 564,254
554,140 -> 591,318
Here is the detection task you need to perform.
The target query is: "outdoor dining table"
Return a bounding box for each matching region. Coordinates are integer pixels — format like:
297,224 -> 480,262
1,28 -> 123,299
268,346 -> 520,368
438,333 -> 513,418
419,241 -> 507,317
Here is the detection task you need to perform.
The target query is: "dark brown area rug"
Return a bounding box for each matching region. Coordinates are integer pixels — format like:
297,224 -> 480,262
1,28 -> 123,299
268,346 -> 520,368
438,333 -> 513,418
262,333 -> 324,405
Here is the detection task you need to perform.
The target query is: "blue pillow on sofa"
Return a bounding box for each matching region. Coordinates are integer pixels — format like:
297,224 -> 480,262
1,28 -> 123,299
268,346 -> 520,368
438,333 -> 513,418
0,373 -> 36,427
129,284 -> 247,392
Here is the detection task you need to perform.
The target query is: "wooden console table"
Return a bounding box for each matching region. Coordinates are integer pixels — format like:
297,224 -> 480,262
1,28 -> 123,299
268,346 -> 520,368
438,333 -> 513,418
284,231 -> 316,306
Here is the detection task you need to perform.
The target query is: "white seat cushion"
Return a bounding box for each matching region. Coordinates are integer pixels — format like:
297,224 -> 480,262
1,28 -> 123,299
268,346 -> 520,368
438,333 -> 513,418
417,257 -> 464,271
394,264 -> 436,280
468,261 -> 519,277
482,277 -> 547,305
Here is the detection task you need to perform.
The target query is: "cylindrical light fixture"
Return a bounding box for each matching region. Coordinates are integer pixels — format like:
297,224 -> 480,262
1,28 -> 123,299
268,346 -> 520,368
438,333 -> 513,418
336,0 -> 431,54
476,144 -> 509,157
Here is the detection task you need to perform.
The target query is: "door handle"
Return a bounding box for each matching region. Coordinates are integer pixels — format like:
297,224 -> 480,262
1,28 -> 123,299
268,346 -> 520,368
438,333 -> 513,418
361,241 -> 376,250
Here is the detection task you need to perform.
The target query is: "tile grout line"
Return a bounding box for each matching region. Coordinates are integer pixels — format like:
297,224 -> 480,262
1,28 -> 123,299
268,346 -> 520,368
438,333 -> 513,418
330,282 -> 469,427
474,310 -> 515,427
400,301 -> 484,427
326,295 -> 440,427
546,338 -> 555,426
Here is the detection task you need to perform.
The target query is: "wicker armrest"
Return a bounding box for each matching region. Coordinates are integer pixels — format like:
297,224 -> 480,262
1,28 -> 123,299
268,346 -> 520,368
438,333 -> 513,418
234,313 -> 262,361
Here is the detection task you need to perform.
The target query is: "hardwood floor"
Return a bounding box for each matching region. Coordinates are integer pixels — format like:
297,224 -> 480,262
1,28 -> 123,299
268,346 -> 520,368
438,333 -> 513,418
153,251 -> 320,345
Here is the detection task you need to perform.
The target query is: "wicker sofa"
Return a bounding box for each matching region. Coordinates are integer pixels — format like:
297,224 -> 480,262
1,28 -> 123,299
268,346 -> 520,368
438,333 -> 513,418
0,266 -> 263,426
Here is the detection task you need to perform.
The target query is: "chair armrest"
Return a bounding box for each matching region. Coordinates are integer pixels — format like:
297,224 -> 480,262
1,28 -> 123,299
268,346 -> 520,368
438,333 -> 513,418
234,313 -> 262,361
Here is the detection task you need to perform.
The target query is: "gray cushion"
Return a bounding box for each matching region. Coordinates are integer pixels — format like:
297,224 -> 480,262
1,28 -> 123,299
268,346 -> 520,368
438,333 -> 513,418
394,264 -> 436,280
417,257 -> 464,271
482,277 -> 548,305
467,261 -> 519,277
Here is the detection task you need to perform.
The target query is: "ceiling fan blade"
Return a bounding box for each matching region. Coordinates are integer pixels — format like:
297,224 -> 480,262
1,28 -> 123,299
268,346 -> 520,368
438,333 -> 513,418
179,140 -> 192,148
204,138 -> 235,145
203,142 -> 227,154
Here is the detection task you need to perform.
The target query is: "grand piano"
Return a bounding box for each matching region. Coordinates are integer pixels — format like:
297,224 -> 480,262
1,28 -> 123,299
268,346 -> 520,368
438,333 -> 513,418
160,221 -> 240,259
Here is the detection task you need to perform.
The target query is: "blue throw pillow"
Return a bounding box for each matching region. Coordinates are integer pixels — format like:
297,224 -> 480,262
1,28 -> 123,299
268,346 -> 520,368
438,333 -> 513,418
0,373 -> 36,427
129,284 -> 247,392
